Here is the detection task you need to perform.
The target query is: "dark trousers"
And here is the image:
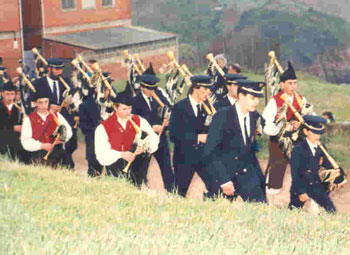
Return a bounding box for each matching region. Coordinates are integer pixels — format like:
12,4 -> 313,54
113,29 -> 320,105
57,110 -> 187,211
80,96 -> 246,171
106,154 -> 151,187
174,162 -> 206,197
266,140 -> 289,190
153,134 -> 175,192
29,145 -> 66,168
64,129 -> 78,169
289,187 -> 336,213
85,134 -> 103,177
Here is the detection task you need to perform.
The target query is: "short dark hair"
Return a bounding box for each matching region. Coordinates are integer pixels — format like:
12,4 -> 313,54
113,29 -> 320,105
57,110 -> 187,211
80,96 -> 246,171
237,86 -> 248,96
89,59 -> 97,64
188,84 -> 201,95
228,63 -> 241,73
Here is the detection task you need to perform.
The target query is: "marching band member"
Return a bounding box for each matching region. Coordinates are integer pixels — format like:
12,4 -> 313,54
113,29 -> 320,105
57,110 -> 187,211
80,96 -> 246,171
169,75 -> 213,197
0,81 -> 24,161
289,115 -> 337,213
95,92 -> 159,187
79,86 -> 104,177
203,80 -> 266,203
21,89 -> 72,167
262,62 -> 309,199
214,73 -> 247,110
132,66 -> 175,192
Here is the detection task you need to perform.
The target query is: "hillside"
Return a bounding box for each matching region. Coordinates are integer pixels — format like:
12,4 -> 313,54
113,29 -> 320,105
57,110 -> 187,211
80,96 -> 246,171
1,161 -> 350,254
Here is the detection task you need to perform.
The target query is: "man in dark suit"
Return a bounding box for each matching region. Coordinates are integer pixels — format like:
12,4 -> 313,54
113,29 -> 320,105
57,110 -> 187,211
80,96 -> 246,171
32,58 -> 72,112
169,75 -> 214,197
289,115 -> 338,213
132,65 -> 175,192
203,80 -> 266,203
214,73 -> 247,110
79,86 -> 103,177
0,81 -> 23,161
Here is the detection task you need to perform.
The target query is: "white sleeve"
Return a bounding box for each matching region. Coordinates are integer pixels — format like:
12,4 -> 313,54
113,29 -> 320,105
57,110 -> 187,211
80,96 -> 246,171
57,112 -> 72,142
140,116 -> 159,154
21,117 -> 42,152
262,98 -> 282,136
95,124 -> 122,166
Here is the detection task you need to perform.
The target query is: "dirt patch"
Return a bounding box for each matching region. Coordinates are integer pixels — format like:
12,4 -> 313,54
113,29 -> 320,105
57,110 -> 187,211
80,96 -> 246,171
73,142 -> 350,213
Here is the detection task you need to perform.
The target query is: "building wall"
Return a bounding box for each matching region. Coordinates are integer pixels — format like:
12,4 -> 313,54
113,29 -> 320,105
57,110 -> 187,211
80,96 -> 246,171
42,38 -> 178,81
21,0 -> 43,50
43,0 -> 131,35
0,1 -> 22,78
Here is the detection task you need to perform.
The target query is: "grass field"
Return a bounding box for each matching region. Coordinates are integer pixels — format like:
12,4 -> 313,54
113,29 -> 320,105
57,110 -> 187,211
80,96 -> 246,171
1,160 -> 350,255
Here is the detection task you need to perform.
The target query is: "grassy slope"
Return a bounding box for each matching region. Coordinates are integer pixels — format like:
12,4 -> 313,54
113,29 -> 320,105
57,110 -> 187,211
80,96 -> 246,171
1,161 -> 350,254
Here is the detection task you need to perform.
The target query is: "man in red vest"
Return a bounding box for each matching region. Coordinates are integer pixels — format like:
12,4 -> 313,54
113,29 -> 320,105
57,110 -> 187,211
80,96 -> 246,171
21,89 -> 72,167
262,61 -> 310,201
94,92 -> 159,187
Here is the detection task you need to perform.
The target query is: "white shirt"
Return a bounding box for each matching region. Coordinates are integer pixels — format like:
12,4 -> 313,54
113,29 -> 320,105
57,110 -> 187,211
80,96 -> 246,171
227,95 -> 237,106
235,102 -> 250,145
21,111 -> 73,152
306,138 -> 318,156
95,115 -> 159,166
46,76 -> 60,103
188,95 -> 201,117
262,94 -> 307,136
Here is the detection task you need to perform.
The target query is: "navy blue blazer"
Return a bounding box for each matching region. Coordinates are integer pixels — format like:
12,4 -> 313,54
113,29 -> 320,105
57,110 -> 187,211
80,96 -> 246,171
214,96 -> 233,110
202,105 -> 262,186
290,139 -> 333,196
132,89 -> 170,126
32,76 -> 73,105
169,96 -> 209,165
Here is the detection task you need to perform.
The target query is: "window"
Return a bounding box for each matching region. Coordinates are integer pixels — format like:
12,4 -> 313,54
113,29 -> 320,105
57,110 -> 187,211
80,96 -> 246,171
102,0 -> 115,7
62,0 -> 75,9
82,0 -> 96,9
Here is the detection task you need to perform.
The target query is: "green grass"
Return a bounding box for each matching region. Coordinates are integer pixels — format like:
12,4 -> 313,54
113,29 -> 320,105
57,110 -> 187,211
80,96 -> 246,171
1,161 -> 350,254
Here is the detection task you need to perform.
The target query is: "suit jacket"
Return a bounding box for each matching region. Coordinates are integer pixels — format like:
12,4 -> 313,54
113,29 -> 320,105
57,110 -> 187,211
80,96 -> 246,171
290,139 -> 332,197
169,96 -> 209,166
202,105 -> 262,189
132,89 -> 170,126
32,76 -> 73,105
0,101 -> 22,151
214,96 -> 233,110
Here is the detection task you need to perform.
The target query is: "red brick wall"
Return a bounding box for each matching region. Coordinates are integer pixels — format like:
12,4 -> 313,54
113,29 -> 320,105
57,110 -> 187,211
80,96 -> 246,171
0,39 -> 23,79
43,0 -> 131,32
42,40 -> 92,59
0,1 -> 22,78
0,1 -> 20,31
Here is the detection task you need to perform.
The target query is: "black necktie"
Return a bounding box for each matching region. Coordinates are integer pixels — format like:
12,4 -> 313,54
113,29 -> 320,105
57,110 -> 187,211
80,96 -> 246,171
196,104 -> 201,118
148,97 -> 153,111
314,147 -> 317,156
244,116 -> 249,145
53,81 -> 58,105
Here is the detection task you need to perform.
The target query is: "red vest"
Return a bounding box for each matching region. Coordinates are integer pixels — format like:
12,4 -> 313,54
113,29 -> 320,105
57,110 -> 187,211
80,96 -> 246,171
102,112 -> 140,152
273,91 -> 303,121
29,112 -> 58,144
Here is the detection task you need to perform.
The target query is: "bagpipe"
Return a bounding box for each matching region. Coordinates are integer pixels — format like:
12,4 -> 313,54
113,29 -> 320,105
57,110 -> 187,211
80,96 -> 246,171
264,51 -> 284,98
318,143 -> 347,192
121,116 -> 151,174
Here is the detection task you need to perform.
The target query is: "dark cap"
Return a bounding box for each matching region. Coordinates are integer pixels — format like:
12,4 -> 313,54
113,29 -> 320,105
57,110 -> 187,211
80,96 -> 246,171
303,115 -> 327,134
225,73 -> 247,85
280,61 -> 297,82
138,74 -> 160,90
2,81 -> 17,91
34,88 -> 51,101
47,58 -> 64,69
111,91 -> 133,106
190,75 -> 215,88
237,80 -> 265,98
